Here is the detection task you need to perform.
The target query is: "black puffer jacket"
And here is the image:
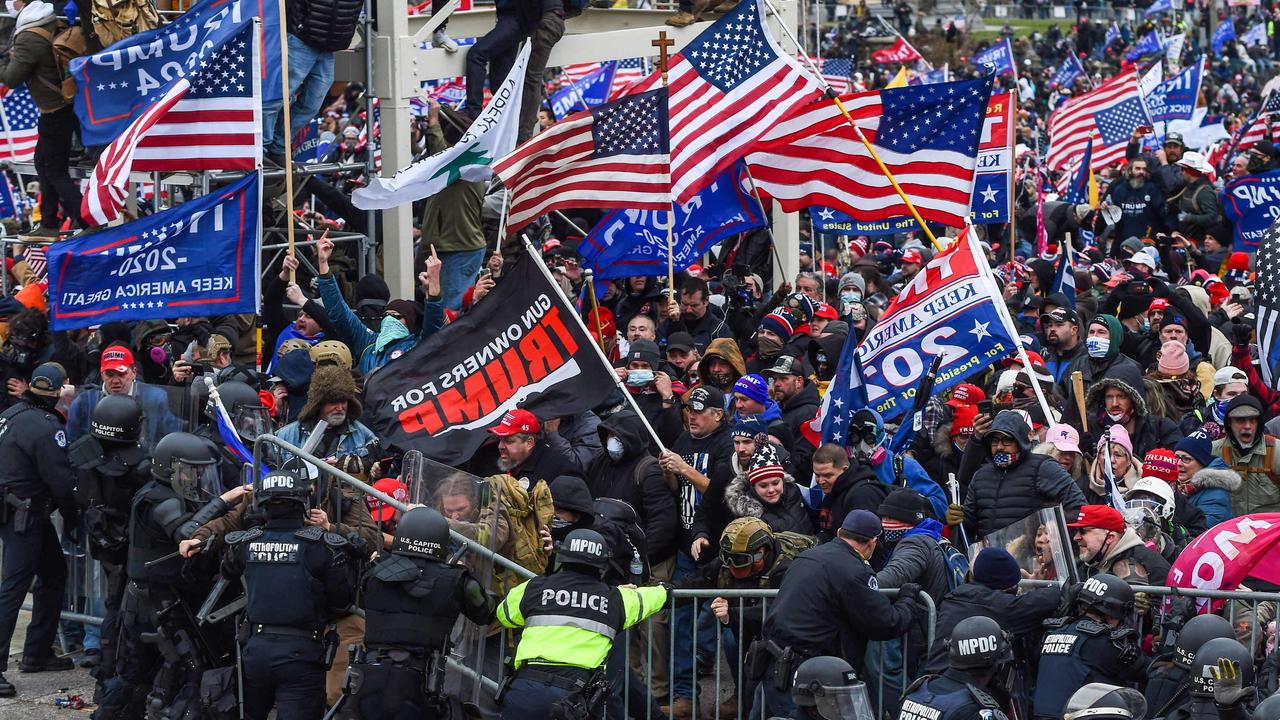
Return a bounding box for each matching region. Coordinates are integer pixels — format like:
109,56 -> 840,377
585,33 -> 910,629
289,0 -> 363,52
1081,377 -> 1182,458
586,409 -> 680,564
963,412 -> 1086,539
717,472 -> 815,537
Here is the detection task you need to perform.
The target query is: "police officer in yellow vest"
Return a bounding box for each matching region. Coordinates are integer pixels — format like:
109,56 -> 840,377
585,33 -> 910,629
496,528 -> 669,720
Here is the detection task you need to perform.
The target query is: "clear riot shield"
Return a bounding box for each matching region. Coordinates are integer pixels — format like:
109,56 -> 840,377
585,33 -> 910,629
408,457 -> 505,708
967,505 -> 1079,586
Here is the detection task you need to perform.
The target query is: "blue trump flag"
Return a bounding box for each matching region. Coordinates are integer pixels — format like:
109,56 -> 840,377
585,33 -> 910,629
1144,0 -> 1172,17
1126,31 -> 1164,61
549,63 -> 616,119
1212,20 -> 1236,54
856,228 -> 1018,419
1062,138 -> 1093,205
1222,168 -> 1280,253
579,162 -> 764,279
1146,59 -> 1202,123
973,38 -> 1015,77
71,0 -> 279,147
48,173 -> 261,331
1053,52 -> 1084,89
293,118 -> 335,164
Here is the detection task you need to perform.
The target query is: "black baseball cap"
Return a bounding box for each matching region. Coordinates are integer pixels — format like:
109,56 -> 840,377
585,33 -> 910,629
666,332 -> 696,353
685,386 -> 725,412
764,354 -> 808,378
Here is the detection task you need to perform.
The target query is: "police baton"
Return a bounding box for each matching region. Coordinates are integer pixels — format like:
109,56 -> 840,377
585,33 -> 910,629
145,537 -> 211,568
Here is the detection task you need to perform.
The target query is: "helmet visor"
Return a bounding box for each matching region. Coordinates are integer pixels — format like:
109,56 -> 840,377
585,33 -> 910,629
171,460 -> 222,503
814,681 -> 875,720
233,405 -> 272,441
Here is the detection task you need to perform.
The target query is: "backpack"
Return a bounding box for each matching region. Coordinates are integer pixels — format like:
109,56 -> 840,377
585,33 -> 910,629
487,474 -> 554,596
24,23 -> 88,103
592,497 -> 649,586
937,538 -> 970,591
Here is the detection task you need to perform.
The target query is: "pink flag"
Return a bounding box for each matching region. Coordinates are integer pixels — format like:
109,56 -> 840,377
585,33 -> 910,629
1168,513 -> 1280,612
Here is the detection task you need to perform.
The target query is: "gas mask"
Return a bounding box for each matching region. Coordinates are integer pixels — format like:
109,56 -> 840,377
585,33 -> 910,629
149,345 -> 169,364
605,436 -> 625,461
1085,336 -> 1110,359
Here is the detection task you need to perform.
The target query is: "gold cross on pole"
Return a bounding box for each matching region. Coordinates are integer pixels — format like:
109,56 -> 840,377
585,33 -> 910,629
652,31 -> 675,86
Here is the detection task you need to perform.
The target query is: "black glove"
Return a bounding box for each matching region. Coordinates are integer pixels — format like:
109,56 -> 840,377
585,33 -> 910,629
897,582 -> 922,604
1057,582 -> 1083,617
1231,320 -> 1254,346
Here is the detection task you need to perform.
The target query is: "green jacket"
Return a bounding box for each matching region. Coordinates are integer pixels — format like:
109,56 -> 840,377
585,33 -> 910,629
0,16 -> 67,112
497,571 -> 667,670
419,124 -> 486,254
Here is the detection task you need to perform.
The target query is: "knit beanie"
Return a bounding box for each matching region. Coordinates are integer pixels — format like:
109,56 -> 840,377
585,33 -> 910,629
733,374 -> 771,405
972,548 -> 1022,590
731,416 -> 768,439
877,488 -> 929,525
1157,340 -> 1190,376
1141,448 -> 1179,484
1174,430 -> 1214,468
758,312 -> 795,342
747,444 -> 785,485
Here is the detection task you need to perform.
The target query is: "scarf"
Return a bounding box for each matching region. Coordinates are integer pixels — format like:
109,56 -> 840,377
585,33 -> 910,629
374,316 -> 409,353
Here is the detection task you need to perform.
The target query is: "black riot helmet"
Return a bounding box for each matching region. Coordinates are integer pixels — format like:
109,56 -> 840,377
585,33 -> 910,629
555,529 -> 610,575
791,656 -> 874,720
948,616 -> 1013,671
90,394 -> 142,444
1253,692 -> 1280,720
1076,574 -> 1136,622
212,380 -> 272,442
1063,683 -> 1148,720
1174,614 -> 1234,670
392,507 -> 450,561
1191,637 -> 1252,698
152,432 -> 221,502
255,470 -> 312,508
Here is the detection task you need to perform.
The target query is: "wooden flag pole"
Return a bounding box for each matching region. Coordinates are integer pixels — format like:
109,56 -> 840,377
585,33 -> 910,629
653,31 -> 677,302
1008,86 -> 1018,266
278,0 -> 297,283
585,268 -> 606,348
757,0 -> 944,252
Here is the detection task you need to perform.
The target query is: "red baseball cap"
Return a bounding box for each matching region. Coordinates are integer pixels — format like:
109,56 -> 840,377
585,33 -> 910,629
367,478 -> 408,522
946,383 -> 986,407
687,264 -> 704,277
1066,504 -> 1126,533
902,249 -> 924,265
1150,298 -> 1169,311
814,303 -> 838,320
101,345 -> 134,374
489,408 -> 541,437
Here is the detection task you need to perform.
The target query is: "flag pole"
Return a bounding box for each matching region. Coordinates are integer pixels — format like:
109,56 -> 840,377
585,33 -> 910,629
521,235 -> 668,454
278,0 -> 297,283
1008,85 -> 1017,266
652,31 -> 678,302
757,0 -> 943,252
584,268 -> 606,348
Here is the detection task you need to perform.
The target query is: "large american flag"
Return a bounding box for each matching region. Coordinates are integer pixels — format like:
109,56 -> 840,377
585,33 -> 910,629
1256,218 -> 1280,390
494,88 -> 671,233
1046,66 -> 1141,173
82,23 -> 261,225
747,76 -> 993,228
626,0 -> 822,203
0,85 -> 39,163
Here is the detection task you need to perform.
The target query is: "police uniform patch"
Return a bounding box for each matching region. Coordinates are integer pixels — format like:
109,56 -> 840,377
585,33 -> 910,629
248,540 -> 300,563
867,575 -> 879,590
54,430 -> 66,448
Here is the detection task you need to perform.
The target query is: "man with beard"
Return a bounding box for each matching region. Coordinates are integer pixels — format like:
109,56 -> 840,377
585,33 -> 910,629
1041,307 -> 1087,384
1213,395 -> 1280,515
487,408 -> 578,486
659,278 -> 734,353
1103,157 -> 1168,250
694,338 -> 746,401
67,346 -> 182,451
1127,129 -> 1188,198
274,365 -> 379,463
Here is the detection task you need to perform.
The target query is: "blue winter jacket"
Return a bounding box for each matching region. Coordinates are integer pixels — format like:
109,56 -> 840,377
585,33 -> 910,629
316,275 -> 443,375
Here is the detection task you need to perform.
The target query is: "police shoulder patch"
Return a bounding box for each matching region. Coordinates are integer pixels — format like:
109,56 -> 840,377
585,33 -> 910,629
867,575 -> 879,590
54,430 -> 66,448
322,531 -> 350,548
295,526 -> 324,541
1076,618 -> 1108,636
226,527 -> 264,545
967,683 -> 1001,709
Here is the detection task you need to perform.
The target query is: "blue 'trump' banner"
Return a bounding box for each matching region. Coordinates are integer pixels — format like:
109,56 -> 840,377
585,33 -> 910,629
48,173 -> 262,330
1222,169 -> 1280,254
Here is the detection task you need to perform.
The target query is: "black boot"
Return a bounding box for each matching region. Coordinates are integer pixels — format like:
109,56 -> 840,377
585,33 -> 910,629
0,671 -> 15,697
19,654 -> 74,672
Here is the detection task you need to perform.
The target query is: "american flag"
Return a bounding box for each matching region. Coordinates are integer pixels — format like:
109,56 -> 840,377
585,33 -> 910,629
1256,218 -> 1280,389
747,76 -> 993,228
494,88 -> 671,233
626,0 -> 822,203
82,23 -> 261,226
1046,66 -> 1140,173
0,85 -> 39,163
358,98 -> 382,171
816,57 -> 854,94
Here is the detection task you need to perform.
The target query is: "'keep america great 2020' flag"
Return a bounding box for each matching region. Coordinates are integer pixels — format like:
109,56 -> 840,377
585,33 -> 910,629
363,255 -> 617,464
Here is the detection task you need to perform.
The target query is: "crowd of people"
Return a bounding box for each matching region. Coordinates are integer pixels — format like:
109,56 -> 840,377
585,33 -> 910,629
0,0 -> 1276,720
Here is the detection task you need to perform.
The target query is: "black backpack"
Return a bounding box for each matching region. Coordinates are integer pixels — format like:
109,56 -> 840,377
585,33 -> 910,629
592,497 -> 649,586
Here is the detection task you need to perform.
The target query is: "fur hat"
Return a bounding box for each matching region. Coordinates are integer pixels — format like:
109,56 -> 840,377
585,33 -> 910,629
299,365 -> 362,424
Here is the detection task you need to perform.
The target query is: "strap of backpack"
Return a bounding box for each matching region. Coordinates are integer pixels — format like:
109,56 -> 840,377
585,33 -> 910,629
632,454 -> 659,488
19,26 -> 70,100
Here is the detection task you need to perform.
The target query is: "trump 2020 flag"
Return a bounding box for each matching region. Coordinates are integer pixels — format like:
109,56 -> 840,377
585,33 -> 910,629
972,38 -> 1015,77
1146,59 -> 1202,124
353,44 -> 530,210
362,253 -> 617,465
1052,52 -> 1084,89
47,173 -> 262,331
972,91 -> 1014,225
1126,30 -> 1163,61
549,62 -> 616,118
856,227 -> 1018,419
579,162 -> 764,279
1144,0 -> 1171,17
1213,20 -> 1236,54
1256,219 -> 1280,390
71,0 -> 278,147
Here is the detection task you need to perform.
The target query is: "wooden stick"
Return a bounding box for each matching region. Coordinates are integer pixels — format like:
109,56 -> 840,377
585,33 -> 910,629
1072,370 -> 1088,433
278,0 -> 296,283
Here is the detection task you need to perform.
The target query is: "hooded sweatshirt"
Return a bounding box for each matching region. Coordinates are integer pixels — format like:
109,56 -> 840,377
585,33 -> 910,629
586,409 -> 680,563
1061,314 -> 1146,424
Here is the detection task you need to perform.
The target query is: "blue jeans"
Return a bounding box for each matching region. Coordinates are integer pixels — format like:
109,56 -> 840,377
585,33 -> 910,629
502,678 -> 571,720
439,248 -> 485,311
670,553 -> 727,701
263,33 -> 336,156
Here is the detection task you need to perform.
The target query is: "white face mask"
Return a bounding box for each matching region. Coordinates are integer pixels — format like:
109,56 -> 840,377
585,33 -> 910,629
1086,336 -> 1110,359
606,436 -> 625,461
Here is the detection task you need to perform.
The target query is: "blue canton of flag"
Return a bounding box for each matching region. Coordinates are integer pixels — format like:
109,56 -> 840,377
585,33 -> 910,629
1144,0 -> 1172,18
550,63 -> 616,119
972,39 -> 1015,77
1053,52 -> 1084,89
1125,30 -> 1163,61
0,86 -> 39,163
1052,245 -> 1077,308
1095,96 -> 1150,145
877,77 -> 990,155
1212,20 -> 1236,54
592,89 -> 670,157
0,175 -> 16,220
1063,138 -> 1093,204
1263,92 -> 1280,117
819,333 -> 869,445
821,57 -> 854,92
580,162 -> 763,279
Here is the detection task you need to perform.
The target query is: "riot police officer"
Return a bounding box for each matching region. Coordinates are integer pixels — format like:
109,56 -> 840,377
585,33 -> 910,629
1145,613 -> 1234,717
900,617 -> 1013,720
496,528 -> 669,720
0,363 -> 80,697
1167,637 -> 1255,720
94,431 -> 244,720
221,469 -> 357,720
1032,574 -> 1149,720
792,656 -> 874,720
1063,684 -> 1148,720
339,507 -> 497,719
68,395 -> 152,689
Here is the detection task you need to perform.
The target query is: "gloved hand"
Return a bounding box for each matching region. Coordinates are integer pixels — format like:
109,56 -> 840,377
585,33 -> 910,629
897,582 -> 923,605
1212,658 -> 1253,707
1177,211 -> 1189,223
1133,591 -> 1151,615
1231,320 -> 1253,346
944,504 -> 965,526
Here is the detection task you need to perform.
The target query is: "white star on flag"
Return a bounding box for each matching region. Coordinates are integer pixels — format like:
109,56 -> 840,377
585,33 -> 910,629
970,319 -> 991,340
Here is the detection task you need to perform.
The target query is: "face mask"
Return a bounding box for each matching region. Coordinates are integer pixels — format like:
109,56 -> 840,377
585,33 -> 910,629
840,291 -> 861,305
1086,336 -> 1110,359
606,436 -> 625,461
1138,318 -> 1151,334
149,346 -> 168,364
992,451 -> 1015,468
756,335 -> 783,357
625,369 -> 655,387
1106,410 -> 1132,425
882,527 -> 907,544
375,316 -> 410,352
1215,398 -> 1231,420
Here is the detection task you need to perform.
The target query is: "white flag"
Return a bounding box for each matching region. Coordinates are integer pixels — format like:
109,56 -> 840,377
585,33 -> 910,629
1164,33 -> 1184,68
352,43 -> 531,210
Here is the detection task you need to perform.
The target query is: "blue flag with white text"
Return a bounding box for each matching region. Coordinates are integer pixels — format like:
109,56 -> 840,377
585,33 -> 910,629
1126,31 -> 1164,61
580,162 -> 764,279
973,38 -> 1015,77
1146,59 -> 1202,123
47,173 -> 262,331
1053,52 -> 1084,89
1144,0 -> 1171,17
1212,20 -> 1236,54
71,0 -> 280,147
549,63 -> 617,119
